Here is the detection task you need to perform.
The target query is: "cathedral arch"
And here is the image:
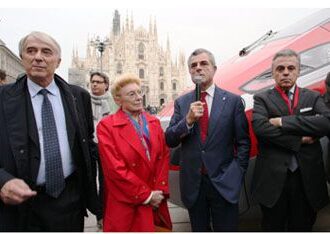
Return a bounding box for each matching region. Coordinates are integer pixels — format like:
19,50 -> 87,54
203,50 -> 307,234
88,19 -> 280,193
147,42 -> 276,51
159,94 -> 167,107
138,43 -> 145,60
159,67 -> 164,77
139,68 -> 145,79
172,82 -> 177,91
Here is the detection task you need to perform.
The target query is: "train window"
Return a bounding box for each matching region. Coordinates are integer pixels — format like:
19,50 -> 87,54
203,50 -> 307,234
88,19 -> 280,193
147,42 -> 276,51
300,43 -> 330,75
240,43 -> 330,94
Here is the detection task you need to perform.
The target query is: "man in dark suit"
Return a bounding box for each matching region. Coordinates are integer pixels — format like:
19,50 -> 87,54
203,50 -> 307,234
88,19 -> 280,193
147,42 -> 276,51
252,49 -> 330,231
165,48 -> 250,231
321,72 -> 330,182
0,31 -> 101,231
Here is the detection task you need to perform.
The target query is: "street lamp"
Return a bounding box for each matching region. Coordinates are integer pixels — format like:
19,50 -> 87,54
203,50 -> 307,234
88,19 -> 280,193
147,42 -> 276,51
92,36 -> 110,73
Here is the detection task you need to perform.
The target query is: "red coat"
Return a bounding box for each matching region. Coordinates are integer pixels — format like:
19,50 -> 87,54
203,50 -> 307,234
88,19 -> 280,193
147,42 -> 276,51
97,109 -> 172,232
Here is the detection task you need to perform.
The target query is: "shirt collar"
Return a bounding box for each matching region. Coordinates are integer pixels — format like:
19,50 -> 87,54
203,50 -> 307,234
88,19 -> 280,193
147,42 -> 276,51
288,85 -> 296,94
203,83 -> 215,98
27,78 -> 59,98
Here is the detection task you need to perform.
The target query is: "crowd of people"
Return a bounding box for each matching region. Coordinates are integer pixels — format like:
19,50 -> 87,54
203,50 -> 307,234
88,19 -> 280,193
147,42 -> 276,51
1,31 -> 330,232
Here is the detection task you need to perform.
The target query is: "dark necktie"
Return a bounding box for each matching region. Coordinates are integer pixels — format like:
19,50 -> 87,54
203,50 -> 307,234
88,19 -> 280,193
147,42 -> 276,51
39,89 -> 65,198
285,90 -> 298,171
199,92 -> 209,143
286,90 -> 292,109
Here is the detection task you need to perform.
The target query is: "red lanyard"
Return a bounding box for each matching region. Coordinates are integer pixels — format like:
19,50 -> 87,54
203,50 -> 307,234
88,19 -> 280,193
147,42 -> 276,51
275,85 -> 299,115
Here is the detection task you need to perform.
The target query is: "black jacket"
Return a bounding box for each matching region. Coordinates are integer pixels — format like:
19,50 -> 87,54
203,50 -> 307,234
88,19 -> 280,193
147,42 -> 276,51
252,87 -> 330,210
0,74 -> 101,231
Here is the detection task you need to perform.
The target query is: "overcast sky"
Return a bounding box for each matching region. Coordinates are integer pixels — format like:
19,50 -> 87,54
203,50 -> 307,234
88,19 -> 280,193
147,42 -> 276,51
0,2 -> 326,80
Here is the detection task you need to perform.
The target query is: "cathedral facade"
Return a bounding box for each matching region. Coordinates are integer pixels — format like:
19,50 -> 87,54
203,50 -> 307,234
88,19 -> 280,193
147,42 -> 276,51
69,10 -> 187,108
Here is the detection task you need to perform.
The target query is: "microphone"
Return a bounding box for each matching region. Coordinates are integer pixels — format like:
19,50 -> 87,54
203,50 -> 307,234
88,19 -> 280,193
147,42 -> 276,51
192,76 -> 202,101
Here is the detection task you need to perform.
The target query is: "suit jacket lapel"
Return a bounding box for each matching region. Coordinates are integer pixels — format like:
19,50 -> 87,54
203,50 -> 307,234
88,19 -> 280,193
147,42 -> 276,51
25,90 -> 39,148
25,88 -> 41,183
206,87 -> 226,144
269,88 -> 290,115
293,88 -> 304,115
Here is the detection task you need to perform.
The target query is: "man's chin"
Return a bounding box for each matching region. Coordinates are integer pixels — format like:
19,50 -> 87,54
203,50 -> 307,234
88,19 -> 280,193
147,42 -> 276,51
30,72 -> 47,79
280,83 -> 293,89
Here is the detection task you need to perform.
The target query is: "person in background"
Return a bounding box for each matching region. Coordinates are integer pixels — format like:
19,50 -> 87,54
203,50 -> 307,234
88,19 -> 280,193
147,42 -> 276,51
89,71 -> 117,230
0,69 -> 6,85
321,72 -> 330,182
97,73 -> 172,231
252,49 -> 330,231
0,31 -> 101,231
165,48 -> 250,231
90,71 -> 117,127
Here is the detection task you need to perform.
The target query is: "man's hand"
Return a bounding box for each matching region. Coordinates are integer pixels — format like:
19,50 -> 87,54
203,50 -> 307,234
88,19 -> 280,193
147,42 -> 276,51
0,178 -> 37,205
186,101 -> 206,126
149,190 -> 164,208
269,117 -> 282,127
301,136 -> 316,145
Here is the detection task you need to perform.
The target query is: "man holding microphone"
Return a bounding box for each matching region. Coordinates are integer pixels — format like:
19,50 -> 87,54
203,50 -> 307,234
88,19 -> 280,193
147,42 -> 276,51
165,48 -> 250,231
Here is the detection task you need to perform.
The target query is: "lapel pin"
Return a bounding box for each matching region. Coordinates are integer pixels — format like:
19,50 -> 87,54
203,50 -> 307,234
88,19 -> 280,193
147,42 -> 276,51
222,97 -> 226,101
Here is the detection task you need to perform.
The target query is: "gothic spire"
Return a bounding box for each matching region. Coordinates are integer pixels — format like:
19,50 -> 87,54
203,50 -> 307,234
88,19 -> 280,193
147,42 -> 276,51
125,12 -> 129,32
149,16 -> 153,35
153,17 -> 157,37
113,10 -> 121,36
130,11 -> 134,31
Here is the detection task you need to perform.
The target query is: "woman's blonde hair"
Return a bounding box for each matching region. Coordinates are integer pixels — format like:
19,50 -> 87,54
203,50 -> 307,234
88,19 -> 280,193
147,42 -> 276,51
111,73 -> 141,98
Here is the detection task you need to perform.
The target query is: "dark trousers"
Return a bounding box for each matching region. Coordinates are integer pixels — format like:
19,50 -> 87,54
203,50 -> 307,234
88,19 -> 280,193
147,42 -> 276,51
188,174 -> 239,232
260,169 -> 316,231
26,173 -> 85,231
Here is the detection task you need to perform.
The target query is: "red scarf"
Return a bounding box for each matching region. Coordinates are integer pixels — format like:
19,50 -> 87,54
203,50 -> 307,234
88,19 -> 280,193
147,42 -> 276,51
275,85 -> 299,115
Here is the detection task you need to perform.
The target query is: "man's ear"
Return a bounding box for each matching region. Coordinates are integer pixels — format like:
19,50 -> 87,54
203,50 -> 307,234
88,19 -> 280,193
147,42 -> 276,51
56,58 -> 62,68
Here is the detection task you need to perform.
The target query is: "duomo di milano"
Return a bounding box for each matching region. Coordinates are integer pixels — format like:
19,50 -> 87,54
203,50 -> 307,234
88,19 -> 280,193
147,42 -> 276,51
69,10 -> 188,108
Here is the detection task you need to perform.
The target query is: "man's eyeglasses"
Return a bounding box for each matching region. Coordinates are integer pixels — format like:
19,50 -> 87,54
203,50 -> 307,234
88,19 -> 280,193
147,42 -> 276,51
91,80 -> 105,84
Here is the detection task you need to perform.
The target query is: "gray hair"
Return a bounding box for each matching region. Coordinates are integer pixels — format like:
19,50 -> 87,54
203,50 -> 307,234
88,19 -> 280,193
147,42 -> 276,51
187,48 -> 216,68
18,31 -> 61,58
272,49 -> 300,70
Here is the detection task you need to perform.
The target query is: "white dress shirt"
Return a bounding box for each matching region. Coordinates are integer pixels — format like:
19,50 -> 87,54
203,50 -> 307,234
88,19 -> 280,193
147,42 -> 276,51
27,78 -> 74,185
203,83 -> 215,116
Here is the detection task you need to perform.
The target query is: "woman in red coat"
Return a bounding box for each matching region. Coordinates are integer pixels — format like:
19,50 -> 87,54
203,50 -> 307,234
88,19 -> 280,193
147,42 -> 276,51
97,74 -> 172,232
